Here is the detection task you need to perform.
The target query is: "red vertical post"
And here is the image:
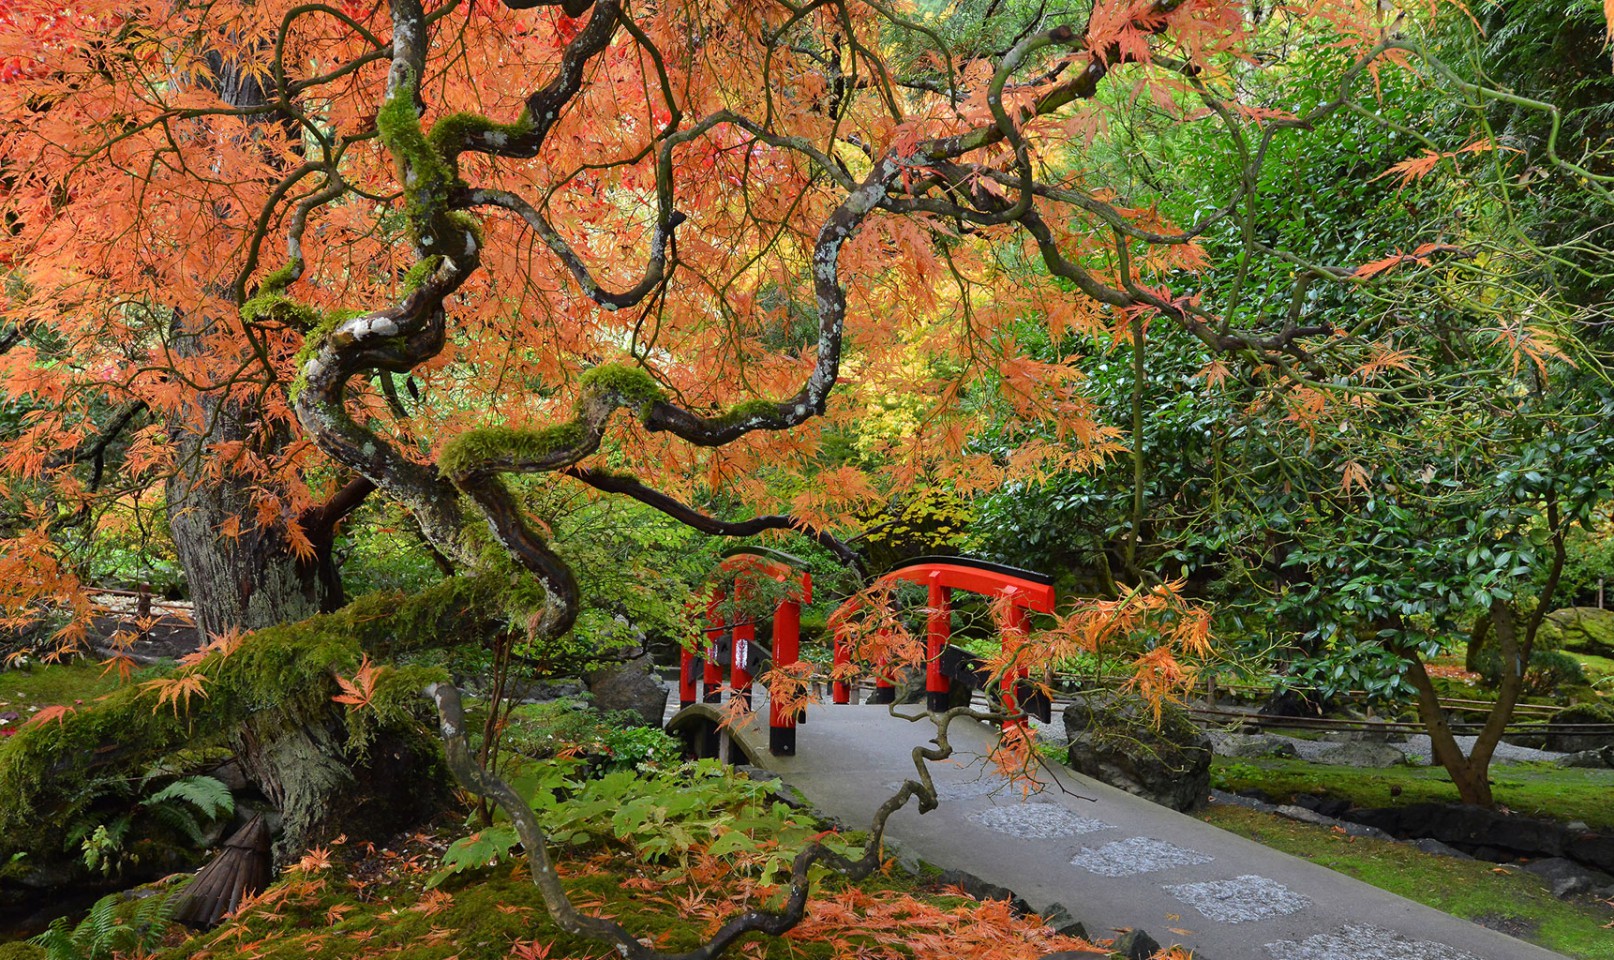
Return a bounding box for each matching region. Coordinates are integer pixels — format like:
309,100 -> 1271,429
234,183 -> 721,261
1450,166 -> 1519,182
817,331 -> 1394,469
832,621 -> 851,704
1001,602 -> 1031,732
770,597 -> 800,755
731,581 -> 754,710
868,628 -> 897,705
926,574 -> 951,713
679,646 -> 698,709
732,621 -> 755,709
703,592 -> 724,703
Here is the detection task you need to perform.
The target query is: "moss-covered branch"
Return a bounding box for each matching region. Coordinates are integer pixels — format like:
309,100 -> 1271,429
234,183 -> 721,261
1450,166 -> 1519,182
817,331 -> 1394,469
0,574 -> 538,866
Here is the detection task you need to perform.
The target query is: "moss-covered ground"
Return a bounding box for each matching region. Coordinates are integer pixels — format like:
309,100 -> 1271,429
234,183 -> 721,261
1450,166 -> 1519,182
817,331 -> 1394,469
1201,804 -> 1614,960
0,659 -> 146,725
1209,756 -> 1614,831
115,821 -> 1113,960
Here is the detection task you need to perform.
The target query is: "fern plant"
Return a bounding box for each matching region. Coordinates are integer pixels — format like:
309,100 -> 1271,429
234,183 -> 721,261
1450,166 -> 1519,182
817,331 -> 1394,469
64,775 -> 234,877
30,889 -> 178,960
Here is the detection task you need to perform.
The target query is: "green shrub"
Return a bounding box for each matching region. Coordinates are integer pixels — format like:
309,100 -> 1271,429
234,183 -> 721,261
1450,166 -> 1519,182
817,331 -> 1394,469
500,701 -> 679,773
1474,646 -> 1586,694
431,760 -> 856,888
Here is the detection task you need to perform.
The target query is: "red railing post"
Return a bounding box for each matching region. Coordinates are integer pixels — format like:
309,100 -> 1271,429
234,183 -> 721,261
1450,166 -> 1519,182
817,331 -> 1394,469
926,573 -> 951,713
770,596 -> 801,755
1001,602 -> 1031,732
679,646 -> 698,709
703,592 -> 724,704
832,621 -> 851,704
731,609 -> 755,711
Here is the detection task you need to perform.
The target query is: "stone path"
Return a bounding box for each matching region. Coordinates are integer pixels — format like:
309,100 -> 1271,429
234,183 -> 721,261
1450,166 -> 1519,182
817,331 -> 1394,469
683,700 -> 1569,960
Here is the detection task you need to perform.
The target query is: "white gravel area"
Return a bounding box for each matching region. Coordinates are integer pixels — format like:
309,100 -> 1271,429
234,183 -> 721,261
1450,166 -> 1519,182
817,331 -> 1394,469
1204,729 -> 1567,766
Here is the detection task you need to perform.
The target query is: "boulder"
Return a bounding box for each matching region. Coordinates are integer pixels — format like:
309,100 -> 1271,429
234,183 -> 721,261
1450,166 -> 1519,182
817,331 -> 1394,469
584,653 -> 669,726
1110,929 -> 1161,960
1038,901 -> 1088,939
1063,691 -> 1212,812
1317,741 -> 1408,768
936,868 -> 1032,916
1521,857 -> 1614,899
1543,702 -> 1614,754
1345,803 -> 1568,861
1215,733 -> 1298,759
1538,606 -> 1614,657
1556,746 -> 1614,769
1412,838 -> 1474,860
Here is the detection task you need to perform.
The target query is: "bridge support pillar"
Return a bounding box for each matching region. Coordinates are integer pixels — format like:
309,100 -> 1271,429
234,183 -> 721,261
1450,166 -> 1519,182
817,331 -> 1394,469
926,576 -> 952,713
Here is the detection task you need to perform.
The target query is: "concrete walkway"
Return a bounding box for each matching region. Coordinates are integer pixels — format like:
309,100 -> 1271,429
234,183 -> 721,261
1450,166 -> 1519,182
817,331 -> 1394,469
691,702 -> 1569,960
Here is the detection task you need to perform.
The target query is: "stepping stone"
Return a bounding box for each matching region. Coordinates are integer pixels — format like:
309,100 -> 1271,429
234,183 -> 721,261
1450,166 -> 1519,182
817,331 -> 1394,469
1163,874 -> 1309,923
969,803 -> 1111,839
1070,837 -> 1213,877
1264,923 -> 1483,960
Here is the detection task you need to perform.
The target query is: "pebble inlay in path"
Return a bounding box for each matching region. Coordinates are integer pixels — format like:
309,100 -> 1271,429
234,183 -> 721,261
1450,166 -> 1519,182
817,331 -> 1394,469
886,778 -> 1015,802
968,803 -> 1112,839
1263,923 -> 1484,960
1163,874 -> 1311,923
1070,836 -> 1214,877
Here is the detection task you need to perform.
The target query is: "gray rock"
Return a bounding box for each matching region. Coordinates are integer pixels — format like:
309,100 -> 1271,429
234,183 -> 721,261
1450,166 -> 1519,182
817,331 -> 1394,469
1063,691 -> 1213,812
1216,732 -> 1299,759
1208,788 -> 1277,813
1412,838 -> 1475,860
1556,747 -> 1614,769
1111,929 -> 1161,960
937,868 -> 1032,916
1273,805 -> 1392,840
1521,857 -> 1614,899
584,653 -> 669,726
1039,901 -> 1089,940
1276,804 -> 1337,826
1318,741 -> 1408,768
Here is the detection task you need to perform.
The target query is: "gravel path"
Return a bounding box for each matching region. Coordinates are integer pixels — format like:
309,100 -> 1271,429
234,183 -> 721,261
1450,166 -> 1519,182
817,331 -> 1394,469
1203,729 -> 1568,766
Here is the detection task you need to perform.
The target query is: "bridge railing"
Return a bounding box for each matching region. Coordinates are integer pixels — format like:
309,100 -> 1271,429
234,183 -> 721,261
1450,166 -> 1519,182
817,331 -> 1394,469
680,548 -> 812,756
830,556 -> 1057,732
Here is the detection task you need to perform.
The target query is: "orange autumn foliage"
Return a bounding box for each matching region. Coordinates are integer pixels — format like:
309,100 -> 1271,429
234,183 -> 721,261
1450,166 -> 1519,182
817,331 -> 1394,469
0,0 -> 1446,654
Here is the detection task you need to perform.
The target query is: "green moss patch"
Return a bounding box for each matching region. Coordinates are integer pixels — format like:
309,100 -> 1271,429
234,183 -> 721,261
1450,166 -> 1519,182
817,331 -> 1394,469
0,574 -> 535,862
438,423 -> 587,479
577,363 -> 663,411
0,660 -> 133,718
1203,803 -> 1614,960
1210,756 -> 1614,831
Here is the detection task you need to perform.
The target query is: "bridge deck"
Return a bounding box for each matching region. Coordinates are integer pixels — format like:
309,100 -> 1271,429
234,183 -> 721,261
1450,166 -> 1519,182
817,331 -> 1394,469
670,700 -> 1568,960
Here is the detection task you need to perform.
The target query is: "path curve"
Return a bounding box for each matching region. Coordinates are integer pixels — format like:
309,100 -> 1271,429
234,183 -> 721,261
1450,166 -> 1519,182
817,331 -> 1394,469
688,702 -> 1570,960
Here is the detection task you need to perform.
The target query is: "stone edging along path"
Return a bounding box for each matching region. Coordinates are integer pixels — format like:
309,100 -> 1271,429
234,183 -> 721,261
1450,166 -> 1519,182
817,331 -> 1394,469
700,703 -> 1572,960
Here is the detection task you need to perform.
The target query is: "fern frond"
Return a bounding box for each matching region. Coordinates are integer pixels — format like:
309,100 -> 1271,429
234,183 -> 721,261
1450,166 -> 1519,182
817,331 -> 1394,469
145,776 -> 234,822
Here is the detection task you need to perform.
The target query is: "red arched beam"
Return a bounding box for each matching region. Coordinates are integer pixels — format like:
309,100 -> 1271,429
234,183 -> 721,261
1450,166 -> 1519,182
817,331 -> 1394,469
831,557 -> 1054,714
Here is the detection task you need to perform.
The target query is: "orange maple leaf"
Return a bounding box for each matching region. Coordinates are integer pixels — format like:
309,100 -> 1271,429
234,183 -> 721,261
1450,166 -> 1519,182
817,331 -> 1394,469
1340,460 -> 1372,495
22,703 -> 76,729
332,656 -> 383,710
141,672 -> 210,716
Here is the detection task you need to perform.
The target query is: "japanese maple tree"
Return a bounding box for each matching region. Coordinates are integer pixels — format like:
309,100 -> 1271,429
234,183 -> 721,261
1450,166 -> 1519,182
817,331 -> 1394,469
5,0 -> 1598,952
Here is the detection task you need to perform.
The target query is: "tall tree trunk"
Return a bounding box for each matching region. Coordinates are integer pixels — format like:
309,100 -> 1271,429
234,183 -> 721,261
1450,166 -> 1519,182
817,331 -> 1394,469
155,52 -> 430,863
166,438 -> 328,638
